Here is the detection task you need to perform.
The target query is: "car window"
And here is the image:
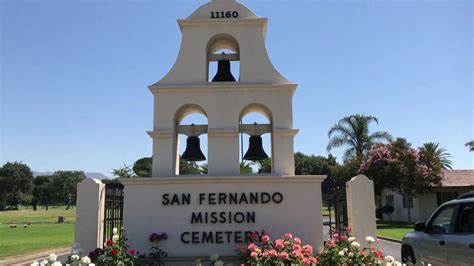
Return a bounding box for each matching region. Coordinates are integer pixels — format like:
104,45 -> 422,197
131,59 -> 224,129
428,204 -> 455,233
455,203 -> 474,234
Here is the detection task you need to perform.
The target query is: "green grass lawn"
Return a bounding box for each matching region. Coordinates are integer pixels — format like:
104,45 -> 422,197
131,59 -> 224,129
377,220 -> 413,240
0,207 -> 75,259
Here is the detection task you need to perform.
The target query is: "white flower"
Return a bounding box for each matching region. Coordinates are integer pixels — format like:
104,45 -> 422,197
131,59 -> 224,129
40,260 -> 48,266
214,260 -> 224,266
81,256 -> 91,264
365,236 -> 375,243
395,262 -> 402,266
210,253 -> 219,261
348,252 -> 354,257
89,264 -> 96,266
350,241 -> 360,248
30,262 -> 39,266
343,248 -> 348,252
71,254 -> 80,261
113,228 -> 118,234
51,262 -> 62,266
348,237 -> 356,242
112,234 -> 119,241
385,255 -> 395,263
49,253 -> 58,262
338,250 -> 345,256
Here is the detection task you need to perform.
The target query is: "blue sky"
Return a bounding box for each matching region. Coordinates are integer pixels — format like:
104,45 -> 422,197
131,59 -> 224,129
1,0 -> 472,175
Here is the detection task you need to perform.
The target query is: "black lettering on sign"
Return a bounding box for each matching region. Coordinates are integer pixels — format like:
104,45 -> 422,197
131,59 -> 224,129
192,232 -> 199,244
162,194 -> 169,205
181,232 -> 190,243
202,231 -> 213,243
210,11 -> 239,19
191,212 -> 202,224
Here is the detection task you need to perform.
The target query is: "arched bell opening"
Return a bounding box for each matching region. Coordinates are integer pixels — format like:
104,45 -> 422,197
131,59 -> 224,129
239,104 -> 273,174
174,104 -> 208,176
206,33 -> 240,82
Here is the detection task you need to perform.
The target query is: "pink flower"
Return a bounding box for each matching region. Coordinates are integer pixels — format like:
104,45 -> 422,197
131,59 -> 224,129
250,232 -> 258,240
302,257 -> 311,264
309,257 -> 317,263
303,244 -> 313,254
284,233 -> 293,239
240,245 -> 247,253
333,233 -> 340,240
292,250 -> 301,257
294,237 -> 302,245
247,243 -> 257,250
250,252 -> 258,258
294,244 -> 301,251
275,240 -> 284,249
278,251 -> 289,260
261,235 -> 270,243
346,227 -> 352,232
268,249 -> 277,257
340,235 -> 348,241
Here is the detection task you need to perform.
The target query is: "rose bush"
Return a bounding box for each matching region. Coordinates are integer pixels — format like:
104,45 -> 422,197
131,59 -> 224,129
88,227 -> 138,265
147,231 -> 168,265
236,230 -> 318,265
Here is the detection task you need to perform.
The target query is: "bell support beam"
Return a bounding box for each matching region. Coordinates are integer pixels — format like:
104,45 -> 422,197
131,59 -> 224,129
239,123 -> 271,135
176,124 -> 208,137
208,53 -> 239,62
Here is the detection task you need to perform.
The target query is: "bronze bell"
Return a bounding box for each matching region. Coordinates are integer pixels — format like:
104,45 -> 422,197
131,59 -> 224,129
181,136 -> 206,161
243,135 -> 269,161
212,59 -> 236,82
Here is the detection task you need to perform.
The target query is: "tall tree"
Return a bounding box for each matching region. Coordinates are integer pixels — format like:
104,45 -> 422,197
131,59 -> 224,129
111,164 -> 135,178
360,138 -> 442,222
132,157 -> 152,177
419,142 -> 453,170
294,152 -> 336,177
0,162 -> 34,210
327,114 -> 392,162
32,175 -> 55,210
466,140 -> 474,152
179,160 -> 201,175
51,171 -> 86,209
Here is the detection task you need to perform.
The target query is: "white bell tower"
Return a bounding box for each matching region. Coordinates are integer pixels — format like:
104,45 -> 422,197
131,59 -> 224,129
122,1 -> 325,260
148,0 -> 298,177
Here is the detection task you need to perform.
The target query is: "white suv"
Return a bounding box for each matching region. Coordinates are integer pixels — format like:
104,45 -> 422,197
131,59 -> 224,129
401,191 -> 474,265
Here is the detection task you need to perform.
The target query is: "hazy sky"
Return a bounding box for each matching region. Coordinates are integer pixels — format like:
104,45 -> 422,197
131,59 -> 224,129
1,0 -> 473,175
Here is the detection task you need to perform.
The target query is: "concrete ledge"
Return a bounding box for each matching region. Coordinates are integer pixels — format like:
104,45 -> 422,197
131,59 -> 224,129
120,175 -> 326,185
377,235 -> 402,244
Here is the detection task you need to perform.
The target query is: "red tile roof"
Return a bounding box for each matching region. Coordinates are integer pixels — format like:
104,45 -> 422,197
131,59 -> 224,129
441,170 -> 474,187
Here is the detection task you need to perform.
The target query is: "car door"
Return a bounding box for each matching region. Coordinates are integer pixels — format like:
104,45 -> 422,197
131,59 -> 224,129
446,202 -> 474,265
419,204 -> 457,265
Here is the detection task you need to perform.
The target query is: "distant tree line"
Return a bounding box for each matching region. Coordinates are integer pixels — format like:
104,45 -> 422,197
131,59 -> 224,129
0,162 -> 85,211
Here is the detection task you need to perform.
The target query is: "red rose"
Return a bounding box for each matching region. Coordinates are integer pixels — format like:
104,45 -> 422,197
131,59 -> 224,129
106,239 -> 113,246
111,249 -> 119,256
128,249 -> 136,255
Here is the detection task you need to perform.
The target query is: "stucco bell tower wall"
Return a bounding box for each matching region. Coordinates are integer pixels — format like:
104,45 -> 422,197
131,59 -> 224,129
121,0 -> 326,263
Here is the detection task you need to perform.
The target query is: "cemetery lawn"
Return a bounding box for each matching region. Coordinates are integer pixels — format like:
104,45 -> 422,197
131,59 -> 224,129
377,220 -> 413,240
0,207 -> 75,259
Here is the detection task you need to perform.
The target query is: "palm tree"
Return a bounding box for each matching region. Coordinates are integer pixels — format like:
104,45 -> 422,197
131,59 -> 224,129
466,140 -> 474,152
327,114 -> 392,161
420,142 -> 453,169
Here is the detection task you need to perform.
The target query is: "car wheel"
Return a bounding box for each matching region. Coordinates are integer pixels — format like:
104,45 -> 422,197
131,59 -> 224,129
402,245 -> 416,264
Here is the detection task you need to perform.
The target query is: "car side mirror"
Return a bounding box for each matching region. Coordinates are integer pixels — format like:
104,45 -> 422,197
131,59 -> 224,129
414,222 -> 427,232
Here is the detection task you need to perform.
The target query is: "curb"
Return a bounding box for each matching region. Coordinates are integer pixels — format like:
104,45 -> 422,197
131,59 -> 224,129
377,235 -> 402,244
0,247 -> 70,265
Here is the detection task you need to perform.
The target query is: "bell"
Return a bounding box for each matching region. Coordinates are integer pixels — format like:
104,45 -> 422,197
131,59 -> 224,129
212,59 -> 236,82
243,135 -> 269,161
181,136 -> 206,161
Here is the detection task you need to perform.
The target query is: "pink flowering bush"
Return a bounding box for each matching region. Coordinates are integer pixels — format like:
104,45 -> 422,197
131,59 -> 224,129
236,230 -> 318,265
359,138 -> 442,210
148,232 -> 168,265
